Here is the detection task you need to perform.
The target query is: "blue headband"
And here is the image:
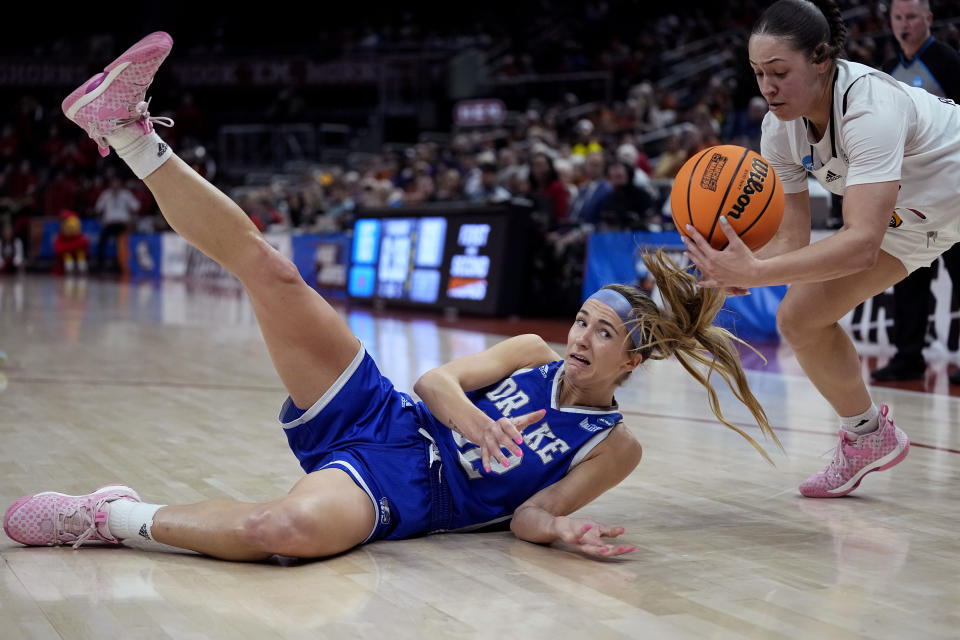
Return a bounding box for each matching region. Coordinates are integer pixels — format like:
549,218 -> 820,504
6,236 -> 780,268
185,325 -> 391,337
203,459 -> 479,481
587,288 -> 642,350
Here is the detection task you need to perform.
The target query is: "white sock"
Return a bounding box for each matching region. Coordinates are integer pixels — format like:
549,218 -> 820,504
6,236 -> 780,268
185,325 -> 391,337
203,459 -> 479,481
840,403 -> 880,435
107,125 -> 173,179
106,498 -> 179,551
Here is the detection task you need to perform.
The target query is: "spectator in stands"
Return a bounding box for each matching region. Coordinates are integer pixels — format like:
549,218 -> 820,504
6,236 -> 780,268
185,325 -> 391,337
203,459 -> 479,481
321,177 -> 356,231
723,96 -> 769,152
496,146 -> 522,188
598,161 -> 654,231
44,168 -> 81,220
567,151 -> 611,225
0,219 -> 25,274
79,175 -> 106,220
468,163 -> 511,204
7,159 -> 37,259
0,125 -> 18,162
8,160 -> 37,205
460,151 -> 489,199
93,173 -> 139,273
284,189 -> 306,229
687,108 -> 721,154
504,165 -> 531,199
615,144 -> 658,203
404,173 -> 436,206
617,135 -> 653,175
173,93 -> 204,145
627,82 -> 665,133
651,133 -> 688,179
526,109 -> 559,149
553,158 -> 578,202
528,152 -> 570,226
432,169 -> 464,202
656,90 -> 679,127
571,119 -> 603,158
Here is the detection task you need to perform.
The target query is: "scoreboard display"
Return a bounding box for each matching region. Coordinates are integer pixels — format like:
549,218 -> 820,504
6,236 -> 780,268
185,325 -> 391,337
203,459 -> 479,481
347,204 -> 528,315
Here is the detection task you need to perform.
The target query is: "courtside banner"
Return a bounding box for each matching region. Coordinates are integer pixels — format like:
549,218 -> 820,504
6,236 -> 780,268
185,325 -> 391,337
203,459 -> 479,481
159,232 -> 293,279
128,233 -> 163,278
291,233 -> 350,297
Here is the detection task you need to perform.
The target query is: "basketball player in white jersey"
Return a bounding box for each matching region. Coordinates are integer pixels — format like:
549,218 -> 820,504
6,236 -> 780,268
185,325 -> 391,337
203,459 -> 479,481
683,0 -> 960,497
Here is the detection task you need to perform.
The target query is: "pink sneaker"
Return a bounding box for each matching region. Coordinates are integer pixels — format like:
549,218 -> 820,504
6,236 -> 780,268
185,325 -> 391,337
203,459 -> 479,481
61,31 -> 174,157
799,404 -> 910,498
3,485 -> 141,548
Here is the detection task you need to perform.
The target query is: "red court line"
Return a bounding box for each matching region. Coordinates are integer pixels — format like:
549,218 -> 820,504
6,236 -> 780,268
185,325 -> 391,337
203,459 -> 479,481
620,409 -> 960,455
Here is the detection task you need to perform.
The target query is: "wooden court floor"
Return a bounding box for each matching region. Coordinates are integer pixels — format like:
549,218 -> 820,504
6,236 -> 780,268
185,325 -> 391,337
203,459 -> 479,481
1,275 -> 958,640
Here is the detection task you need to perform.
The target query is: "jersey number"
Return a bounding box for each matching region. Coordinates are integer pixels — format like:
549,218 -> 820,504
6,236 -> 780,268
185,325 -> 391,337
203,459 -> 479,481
453,431 -> 522,479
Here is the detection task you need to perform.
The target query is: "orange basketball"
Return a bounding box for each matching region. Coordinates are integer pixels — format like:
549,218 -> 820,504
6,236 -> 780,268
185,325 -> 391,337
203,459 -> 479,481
671,145 -> 784,251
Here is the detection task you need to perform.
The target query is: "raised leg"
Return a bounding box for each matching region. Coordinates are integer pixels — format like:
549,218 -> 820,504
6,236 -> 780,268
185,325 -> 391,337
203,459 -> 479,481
60,31 -> 360,410
142,156 -> 360,409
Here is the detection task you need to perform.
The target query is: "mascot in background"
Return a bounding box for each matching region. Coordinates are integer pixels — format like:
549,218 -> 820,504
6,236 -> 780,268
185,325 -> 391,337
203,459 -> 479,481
53,210 -> 89,275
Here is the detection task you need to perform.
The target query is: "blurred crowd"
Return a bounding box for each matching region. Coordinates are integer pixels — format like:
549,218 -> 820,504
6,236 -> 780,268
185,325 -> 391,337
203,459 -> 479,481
2,0 -> 958,296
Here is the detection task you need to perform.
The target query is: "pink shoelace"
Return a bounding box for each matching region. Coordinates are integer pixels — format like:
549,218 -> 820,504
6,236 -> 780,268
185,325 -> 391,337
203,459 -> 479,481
122,97 -> 175,135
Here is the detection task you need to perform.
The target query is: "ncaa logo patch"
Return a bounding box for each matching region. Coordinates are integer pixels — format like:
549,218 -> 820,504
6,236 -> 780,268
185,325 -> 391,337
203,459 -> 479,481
801,154 -> 815,171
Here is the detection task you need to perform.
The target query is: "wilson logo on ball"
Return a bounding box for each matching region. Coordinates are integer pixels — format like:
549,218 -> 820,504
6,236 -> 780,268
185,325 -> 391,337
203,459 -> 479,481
726,157 -> 769,220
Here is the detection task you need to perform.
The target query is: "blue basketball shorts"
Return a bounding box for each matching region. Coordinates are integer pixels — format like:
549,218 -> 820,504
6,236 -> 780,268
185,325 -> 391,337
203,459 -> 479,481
279,344 -> 442,542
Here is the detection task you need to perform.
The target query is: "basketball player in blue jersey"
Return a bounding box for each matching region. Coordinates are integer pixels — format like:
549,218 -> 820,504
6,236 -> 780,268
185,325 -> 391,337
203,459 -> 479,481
4,31 -> 778,561
683,0 -> 960,498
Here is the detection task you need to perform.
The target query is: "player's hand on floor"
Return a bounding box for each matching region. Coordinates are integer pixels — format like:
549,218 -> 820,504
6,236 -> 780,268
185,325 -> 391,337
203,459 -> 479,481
554,516 -> 635,558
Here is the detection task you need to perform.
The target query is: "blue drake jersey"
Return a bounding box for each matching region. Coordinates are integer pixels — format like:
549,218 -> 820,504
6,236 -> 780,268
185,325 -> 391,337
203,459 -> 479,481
417,360 -> 624,531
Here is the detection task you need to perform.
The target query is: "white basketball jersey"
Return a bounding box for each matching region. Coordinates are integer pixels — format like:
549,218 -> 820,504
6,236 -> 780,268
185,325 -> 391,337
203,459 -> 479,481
761,60 -> 960,232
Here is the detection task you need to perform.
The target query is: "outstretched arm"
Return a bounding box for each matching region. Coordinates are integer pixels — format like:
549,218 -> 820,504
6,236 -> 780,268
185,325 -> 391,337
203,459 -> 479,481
685,181 -> 898,288
510,424 -> 642,558
414,333 -> 559,471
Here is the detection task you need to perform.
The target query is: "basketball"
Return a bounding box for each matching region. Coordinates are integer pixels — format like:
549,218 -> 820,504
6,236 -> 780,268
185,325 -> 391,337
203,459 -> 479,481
671,145 -> 784,250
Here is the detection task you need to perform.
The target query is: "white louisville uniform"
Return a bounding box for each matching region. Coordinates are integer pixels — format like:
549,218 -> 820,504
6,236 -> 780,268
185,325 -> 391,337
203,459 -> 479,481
761,59 -> 960,272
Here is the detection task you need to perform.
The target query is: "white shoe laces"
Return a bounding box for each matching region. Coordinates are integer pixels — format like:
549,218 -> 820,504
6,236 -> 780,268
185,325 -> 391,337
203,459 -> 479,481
119,97 -> 175,135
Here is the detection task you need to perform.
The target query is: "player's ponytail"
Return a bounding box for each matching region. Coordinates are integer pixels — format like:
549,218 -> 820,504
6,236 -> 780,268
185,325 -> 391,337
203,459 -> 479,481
605,251 -> 782,464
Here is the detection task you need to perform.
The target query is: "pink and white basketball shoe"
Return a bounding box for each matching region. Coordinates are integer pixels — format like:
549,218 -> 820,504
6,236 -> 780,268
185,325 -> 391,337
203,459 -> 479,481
799,403 -> 910,498
3,485 -> 141,548
61,31 -> 174,157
